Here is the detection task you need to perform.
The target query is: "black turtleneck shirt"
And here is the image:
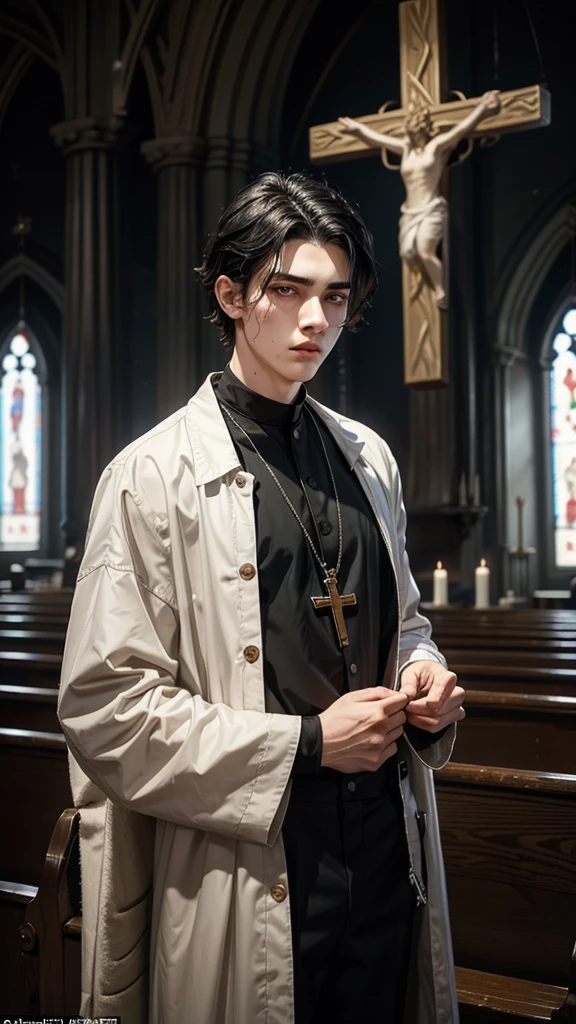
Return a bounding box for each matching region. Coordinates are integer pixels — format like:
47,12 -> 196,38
212,363 -> 438,775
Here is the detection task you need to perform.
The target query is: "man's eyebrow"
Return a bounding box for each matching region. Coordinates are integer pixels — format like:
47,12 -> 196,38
270,272 -> 351,289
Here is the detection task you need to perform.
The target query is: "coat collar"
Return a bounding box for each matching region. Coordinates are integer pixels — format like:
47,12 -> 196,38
186,372 -> 366,486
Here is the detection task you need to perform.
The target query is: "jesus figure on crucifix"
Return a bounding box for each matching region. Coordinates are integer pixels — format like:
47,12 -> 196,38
338,88 -> 501,309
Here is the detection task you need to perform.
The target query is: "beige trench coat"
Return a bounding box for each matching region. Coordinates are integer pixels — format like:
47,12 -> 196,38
58,370 -> 459,1024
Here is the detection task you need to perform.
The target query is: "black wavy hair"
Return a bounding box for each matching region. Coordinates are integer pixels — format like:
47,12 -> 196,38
195,171 -> 377,353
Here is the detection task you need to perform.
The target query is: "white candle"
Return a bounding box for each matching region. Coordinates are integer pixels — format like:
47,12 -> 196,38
475,558 -> 490,608
433,561 -> 448,606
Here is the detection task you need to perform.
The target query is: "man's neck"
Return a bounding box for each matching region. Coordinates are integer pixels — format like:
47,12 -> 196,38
229,348 -> 302,405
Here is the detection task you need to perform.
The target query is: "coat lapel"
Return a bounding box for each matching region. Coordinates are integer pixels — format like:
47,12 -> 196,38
185,372 -> 367,486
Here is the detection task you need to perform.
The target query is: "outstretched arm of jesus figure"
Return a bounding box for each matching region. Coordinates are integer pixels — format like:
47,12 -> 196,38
433,89 -> 501,154
338,116 -> 404,155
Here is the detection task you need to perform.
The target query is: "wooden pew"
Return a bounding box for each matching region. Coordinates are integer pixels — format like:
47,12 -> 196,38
436,763 -> 576,1022
0,684 -> 60,732
0,651 -> 62,689
427,608 -> 576,627
0,589 -> 72,604
0,629 -> 65,654
454,691 -> 576,773
0,728 -> 72,886
0,879 -> 39,1013
440,636 -> 576,653
445,650 -> 576,671
451,663 -> 576,696
0,612 -> 69,630
1,808 -> 81,1015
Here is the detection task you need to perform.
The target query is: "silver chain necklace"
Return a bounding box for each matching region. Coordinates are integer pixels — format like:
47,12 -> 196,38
218,399 -> 357,648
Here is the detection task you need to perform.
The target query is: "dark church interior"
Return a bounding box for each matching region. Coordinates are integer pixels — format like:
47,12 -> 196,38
1,0 -> 576,1020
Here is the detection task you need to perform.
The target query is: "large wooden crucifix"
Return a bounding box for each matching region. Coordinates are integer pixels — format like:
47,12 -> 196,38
309,0 -> 550,387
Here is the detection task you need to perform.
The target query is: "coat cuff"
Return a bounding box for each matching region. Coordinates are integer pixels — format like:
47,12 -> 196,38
405,721 -> 457,770
290,716 -> 323,776
404,722 -> 451,751
398,647 -> 448,675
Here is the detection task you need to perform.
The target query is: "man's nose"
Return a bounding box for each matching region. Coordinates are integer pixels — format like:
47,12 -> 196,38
299,296 -> 329,333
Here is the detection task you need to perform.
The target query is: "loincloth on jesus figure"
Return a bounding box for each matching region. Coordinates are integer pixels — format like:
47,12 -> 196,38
398,194 -> 448,262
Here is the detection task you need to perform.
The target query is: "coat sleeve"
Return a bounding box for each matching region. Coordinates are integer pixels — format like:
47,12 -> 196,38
386,443 -> 457,771
57,458 -> 300,848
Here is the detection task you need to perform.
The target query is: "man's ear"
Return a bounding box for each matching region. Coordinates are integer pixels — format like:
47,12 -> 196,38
214,275 -> 244,319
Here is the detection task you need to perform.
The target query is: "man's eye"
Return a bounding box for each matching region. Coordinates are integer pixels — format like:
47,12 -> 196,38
327,293 -> 348,304
273,286 -> 295,295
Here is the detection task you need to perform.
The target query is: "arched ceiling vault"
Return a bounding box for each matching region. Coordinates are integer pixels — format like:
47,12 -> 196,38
0,42 -> 35,129
0,0 -> 320,159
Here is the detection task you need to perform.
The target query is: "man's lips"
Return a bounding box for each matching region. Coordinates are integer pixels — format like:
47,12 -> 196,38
291,343 -> 322,353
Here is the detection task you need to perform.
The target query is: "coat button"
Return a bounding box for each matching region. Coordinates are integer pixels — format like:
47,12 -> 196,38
347,780 -> 356,793
235,474 -> 246,488
270,883 -> 287,902
243,645 -> 260,663
292,428 -> 300,440
350,663 -> 358,675
239,563 -> 256,580
320,521 -> 332,535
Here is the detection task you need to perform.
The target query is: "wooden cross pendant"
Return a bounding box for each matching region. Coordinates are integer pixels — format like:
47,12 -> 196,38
311,569 -> 357,648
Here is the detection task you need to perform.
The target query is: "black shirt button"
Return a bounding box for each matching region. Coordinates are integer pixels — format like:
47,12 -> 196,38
350,663 -> 358,675
320,521 -> 332,535
293,428 -> 300,440
307,476 -> 318,489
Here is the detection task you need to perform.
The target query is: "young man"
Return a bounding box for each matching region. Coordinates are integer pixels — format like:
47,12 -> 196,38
58,172 -> 465,1024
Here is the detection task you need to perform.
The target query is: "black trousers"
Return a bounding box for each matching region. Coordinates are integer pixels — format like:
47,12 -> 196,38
282,759 -> 415,1024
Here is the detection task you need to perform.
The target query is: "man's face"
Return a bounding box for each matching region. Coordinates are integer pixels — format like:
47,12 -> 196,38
229,239 -> 351,386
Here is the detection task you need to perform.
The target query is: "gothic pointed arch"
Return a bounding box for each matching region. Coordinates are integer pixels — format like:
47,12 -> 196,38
0,254 -> 64,312
492,197 -> 576,592
496,200 -> 576,359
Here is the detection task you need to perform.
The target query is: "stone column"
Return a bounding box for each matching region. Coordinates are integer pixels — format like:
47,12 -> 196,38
491,346 -> 518,595
141,135 -> 207,421
50,115 -> 128,553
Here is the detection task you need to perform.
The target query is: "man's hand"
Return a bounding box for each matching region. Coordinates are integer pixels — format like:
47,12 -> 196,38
318,686 -> 410,773
399,660 -> 465,734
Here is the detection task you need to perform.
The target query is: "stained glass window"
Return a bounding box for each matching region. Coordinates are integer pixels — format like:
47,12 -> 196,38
0,325 -> 42,550
550,308 -> 576,567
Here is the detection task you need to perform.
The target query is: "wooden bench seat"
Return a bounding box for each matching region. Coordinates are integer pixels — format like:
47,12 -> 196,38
0,590 -> 72,604
456,965 -> 569,1022
0,728 -> 72,885
451,664 -> 576,695
445,649 -> 576,670
0,612 -> 69,629
0,651 -> 62,688
453,690 -> 576,773
2,808 -> 81,1015
436,764 -> 576,993
0,629 -> 65,654
0,684 -> 60,732
439,635 -> 576,653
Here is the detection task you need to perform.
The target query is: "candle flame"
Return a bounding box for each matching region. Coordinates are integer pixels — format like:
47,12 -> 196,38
480,558 -> 487,567
436,561 -> 442,570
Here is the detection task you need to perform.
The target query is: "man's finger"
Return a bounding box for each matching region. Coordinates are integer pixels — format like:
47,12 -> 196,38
425,671 -> 457,713
398,676 -> 420,701
353,686 -> 397,701
406,705 -> 466,732
407,687 -> 464,717
377,691 -> 411,713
